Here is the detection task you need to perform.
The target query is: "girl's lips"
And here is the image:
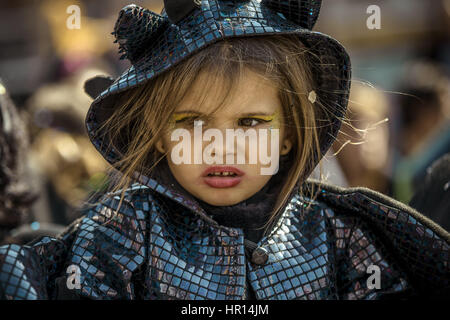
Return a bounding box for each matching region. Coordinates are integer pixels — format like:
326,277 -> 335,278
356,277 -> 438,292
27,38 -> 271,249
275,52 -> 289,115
203,176 -> 242,188
202,166 -> 244,188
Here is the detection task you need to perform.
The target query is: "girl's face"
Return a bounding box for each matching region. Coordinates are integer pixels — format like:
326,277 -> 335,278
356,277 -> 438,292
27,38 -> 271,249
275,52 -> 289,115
156,69 -> 293,206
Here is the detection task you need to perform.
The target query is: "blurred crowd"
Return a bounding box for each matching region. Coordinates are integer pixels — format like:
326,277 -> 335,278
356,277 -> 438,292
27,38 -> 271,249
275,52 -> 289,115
0,0 -> 449,245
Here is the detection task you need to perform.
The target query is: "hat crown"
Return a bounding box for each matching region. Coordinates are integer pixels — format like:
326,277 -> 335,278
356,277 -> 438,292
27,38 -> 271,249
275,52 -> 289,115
163,0 -> 202,24
162,1 -> 322,29
113,1 -> 322,62
262,0 -> 322,30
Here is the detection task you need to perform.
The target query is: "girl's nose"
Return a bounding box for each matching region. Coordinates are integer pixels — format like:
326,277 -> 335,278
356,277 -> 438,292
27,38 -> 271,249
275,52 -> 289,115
203,127 -> 236,164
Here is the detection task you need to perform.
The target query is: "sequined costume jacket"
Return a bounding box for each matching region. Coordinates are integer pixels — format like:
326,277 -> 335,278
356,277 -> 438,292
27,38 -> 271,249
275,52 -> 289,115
0,178 -> 449,300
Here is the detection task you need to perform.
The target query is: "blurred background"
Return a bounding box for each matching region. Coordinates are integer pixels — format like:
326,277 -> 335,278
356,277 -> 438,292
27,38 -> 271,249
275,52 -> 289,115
0,0 -> 449,243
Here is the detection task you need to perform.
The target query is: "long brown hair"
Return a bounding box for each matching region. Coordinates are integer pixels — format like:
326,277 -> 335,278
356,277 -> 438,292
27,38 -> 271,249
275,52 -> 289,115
95,34 -> 332,227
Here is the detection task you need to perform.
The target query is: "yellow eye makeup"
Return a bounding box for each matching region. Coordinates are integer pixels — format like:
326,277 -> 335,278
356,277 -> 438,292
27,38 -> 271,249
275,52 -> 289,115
250,115 -> 276,122
171,113 -> 199,123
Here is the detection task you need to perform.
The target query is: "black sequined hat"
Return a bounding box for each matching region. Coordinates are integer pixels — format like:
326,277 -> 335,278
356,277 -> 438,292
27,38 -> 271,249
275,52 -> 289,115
85,0 -> 351,169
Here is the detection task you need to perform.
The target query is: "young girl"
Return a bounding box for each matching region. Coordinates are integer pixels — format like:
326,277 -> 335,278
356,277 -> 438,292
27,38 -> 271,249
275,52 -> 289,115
0,0 -> 449,300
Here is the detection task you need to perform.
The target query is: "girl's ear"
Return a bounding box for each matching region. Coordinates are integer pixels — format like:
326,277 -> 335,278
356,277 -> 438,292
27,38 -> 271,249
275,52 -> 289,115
280,126 -> 294,155
281,137 -> 293,156
156,139 -> 166,154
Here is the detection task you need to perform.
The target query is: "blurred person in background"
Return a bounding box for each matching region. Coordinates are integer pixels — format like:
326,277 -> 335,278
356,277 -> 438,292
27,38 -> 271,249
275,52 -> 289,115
0,79 -> 38,244
0,78 -> 84,245
0,0 -> 126,237
24,66 -> 112,227
331,82 -> 391,194
409,153 -> 450,232
0,1 -> 58,105
391,60 -> 450,203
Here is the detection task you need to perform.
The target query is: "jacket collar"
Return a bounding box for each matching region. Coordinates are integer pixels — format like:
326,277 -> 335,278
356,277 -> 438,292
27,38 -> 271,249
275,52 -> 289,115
130,156 -> 302,232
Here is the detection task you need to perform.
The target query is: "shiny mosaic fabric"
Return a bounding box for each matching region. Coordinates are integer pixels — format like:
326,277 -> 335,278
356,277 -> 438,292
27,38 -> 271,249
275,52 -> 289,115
0,179 -> 449,300
86,0 -> 351,171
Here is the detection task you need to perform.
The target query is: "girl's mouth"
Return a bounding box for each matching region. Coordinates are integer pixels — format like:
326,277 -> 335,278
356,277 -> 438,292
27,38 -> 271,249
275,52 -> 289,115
202,166 -> 244,188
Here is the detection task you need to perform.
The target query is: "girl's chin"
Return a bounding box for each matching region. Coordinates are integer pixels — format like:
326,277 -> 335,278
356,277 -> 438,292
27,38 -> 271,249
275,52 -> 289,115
200,199 -> 244,206
197,192 -> 249,207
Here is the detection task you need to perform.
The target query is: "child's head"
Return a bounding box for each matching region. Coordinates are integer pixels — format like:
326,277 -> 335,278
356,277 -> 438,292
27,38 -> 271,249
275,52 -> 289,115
102,35 -> 329,213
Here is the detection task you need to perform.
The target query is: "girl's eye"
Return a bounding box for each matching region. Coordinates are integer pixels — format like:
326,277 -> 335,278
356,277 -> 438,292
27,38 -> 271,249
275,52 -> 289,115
238,118 -> 270,127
